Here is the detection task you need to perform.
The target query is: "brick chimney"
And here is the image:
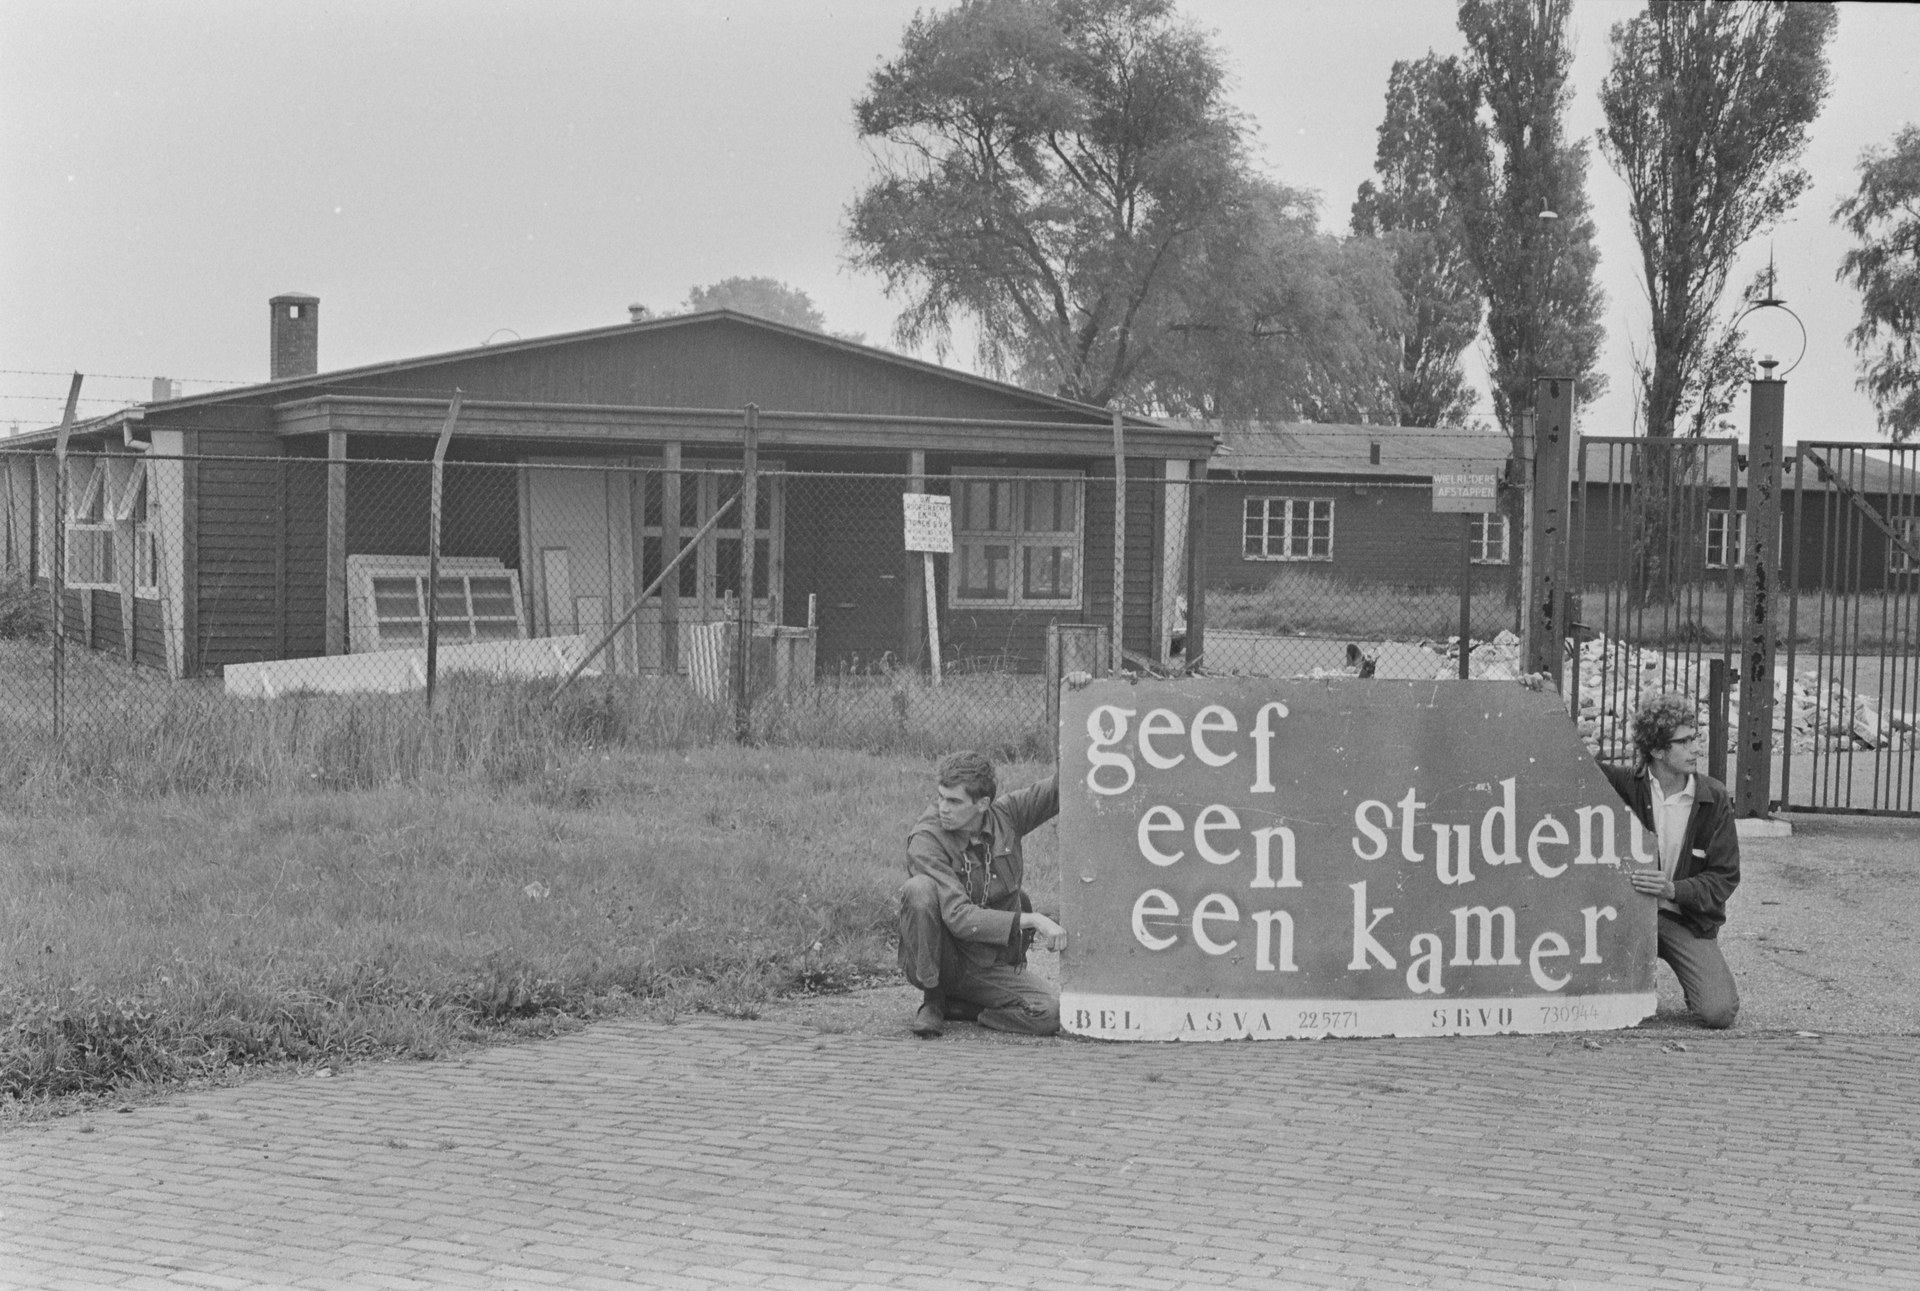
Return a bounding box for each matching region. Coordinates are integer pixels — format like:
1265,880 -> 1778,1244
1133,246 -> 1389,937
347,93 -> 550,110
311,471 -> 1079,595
269,293 -> 320,379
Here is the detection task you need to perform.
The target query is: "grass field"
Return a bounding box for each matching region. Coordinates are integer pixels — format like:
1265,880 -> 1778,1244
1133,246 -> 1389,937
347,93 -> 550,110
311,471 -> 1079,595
0,744 -> 1057,1109
1207,571 -> 1521,642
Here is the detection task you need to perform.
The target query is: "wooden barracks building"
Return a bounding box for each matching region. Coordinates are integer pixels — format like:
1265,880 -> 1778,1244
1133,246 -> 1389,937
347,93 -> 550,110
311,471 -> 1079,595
0,296 -> 1215,681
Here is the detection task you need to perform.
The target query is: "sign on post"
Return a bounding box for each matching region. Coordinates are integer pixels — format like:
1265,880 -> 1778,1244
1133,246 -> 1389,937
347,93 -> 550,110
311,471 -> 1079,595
902,493 -> 953,554
1432,473 -> 1499,514
1058,679 -> 1656,1040
902,493 -> 952,683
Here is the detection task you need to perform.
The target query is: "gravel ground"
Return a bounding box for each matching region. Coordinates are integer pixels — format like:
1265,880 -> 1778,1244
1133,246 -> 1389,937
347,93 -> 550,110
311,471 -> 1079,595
769,811 -> 1920,1044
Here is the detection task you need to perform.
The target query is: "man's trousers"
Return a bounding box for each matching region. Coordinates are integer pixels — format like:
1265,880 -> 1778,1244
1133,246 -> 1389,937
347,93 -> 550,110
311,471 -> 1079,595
1657,913 -> 1740,1029
897,875 -> 1059,1036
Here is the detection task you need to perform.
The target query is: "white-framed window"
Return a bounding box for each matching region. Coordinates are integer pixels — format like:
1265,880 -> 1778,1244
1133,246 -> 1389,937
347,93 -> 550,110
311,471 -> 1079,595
1244,496 -> 1333,561
949,470 -> 1084,609
1470,512 -> 1510,565
112,460 -> 160,596
346,555 -> 526,653
64,459 -> 116,589
1891,516 -> 1920,574
1706,509 -> 1747,569
636,462 -> 782,615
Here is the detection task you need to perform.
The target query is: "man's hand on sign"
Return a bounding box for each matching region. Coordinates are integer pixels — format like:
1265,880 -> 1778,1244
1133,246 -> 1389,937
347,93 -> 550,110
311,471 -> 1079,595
1064,670 -> 1094,690
1021,911 -> 1067,953
1626,869 -> 1675,901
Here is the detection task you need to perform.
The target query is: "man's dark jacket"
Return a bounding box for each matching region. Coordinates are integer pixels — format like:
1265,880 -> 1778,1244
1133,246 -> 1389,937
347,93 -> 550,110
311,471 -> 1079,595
905,775 -> 1058,970
1601,763 -> 1741,939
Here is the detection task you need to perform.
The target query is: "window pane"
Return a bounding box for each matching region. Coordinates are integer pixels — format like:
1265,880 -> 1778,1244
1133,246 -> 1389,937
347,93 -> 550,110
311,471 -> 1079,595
755,475 -> 774,531
754,537 -> 771,599
678,539 -> 699,598
373,576 -> 423,625
67,528 -> 113,584
1022,544 -> 1075,599
715,537 -> 740,596
680,473 -> 700,528
372,575 -> 425,644
1243,499 -> 1265,556
468,576 -> 517,619
642,473 -> 663,528
959,480 -> 1013,533
958,541 -> 1010,598
1026,479 -> 1070,533
432,577 -> 468,619
642,536 -> 663,592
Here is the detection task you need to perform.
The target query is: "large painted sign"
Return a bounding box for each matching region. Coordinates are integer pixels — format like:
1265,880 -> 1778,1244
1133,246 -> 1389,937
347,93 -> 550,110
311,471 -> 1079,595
1058,679 -> 1657,1040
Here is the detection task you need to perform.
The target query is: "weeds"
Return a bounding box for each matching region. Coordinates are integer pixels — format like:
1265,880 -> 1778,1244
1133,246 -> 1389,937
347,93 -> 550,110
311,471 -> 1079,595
0,570 -> 47,642
0,656 -> 1049,801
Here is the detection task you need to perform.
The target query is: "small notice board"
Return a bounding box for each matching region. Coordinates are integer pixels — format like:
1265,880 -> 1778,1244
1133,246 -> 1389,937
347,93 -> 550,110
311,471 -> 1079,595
1432,473 -> 1499,514
903,493 -> 953,553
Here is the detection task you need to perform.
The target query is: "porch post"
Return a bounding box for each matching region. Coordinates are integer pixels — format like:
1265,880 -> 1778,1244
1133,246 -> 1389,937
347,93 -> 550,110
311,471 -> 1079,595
661,442 -> 681,673
734,406 -> 759,742
1736,372 -> 1786,818
325,432 -> 347,655
1184,458 -> 1208,670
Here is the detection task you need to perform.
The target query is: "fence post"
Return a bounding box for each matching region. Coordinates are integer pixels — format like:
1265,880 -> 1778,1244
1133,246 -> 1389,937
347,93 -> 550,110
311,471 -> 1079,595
1458,514 -> 1473,680
1184,457 -> 1208,671
1526,377 -> 1575,689
904,449 -> 927,672
424,392 -> 462,710
1046,622 -> 1110,742
735,405 -> 759,743
1111,410 -> 1126,675
50,373 -> 82,743
1708,657 -> 1730,783
1735,371 -> 1786,817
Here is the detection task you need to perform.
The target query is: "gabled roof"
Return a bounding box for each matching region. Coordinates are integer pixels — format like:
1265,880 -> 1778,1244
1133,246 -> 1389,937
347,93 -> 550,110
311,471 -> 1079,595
1192,420 -> 1511,478
15,308 -> 1175,444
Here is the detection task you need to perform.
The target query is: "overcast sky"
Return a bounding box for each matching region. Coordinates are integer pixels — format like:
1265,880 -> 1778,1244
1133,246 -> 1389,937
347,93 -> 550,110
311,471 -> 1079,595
2,0 -> 1914,443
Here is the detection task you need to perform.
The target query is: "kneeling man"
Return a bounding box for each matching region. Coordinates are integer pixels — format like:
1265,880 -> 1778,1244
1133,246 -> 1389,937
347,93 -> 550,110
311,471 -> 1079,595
899,751 -> 1067,1037
1604,692 -> 1741,1029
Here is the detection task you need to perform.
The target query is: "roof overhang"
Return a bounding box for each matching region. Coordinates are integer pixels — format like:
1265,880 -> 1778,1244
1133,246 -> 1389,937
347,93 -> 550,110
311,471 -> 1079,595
271,395 -> 1218,459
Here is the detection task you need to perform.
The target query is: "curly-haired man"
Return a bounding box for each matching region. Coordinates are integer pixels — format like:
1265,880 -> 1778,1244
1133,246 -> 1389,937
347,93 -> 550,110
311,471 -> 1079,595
1602,692 -> 1741,1028
897,750 -> 1067,1038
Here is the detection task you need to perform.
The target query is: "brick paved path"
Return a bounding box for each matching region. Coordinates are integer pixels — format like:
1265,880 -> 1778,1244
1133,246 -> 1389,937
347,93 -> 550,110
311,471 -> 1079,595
5,1016 -> 1918,1290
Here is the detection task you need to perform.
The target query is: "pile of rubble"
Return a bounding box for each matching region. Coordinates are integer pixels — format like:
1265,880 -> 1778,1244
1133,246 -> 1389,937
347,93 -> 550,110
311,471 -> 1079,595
1296,629 -> 1913,761
1459,631 -> 1915,759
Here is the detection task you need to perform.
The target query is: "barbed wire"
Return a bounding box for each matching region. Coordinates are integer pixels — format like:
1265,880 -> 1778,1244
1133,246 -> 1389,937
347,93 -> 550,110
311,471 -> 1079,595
0,367 -> 248,385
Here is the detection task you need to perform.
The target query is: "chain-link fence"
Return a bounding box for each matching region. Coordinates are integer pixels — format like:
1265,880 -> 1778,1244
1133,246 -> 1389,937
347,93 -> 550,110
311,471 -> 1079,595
0,447 -> 1541,791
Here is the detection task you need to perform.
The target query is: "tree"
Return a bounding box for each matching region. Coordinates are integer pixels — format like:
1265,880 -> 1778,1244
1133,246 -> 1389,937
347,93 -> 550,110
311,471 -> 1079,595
1440,0 -> 1607,435
1146,180 -> 1402,421
1352,54 -> 1482,428
843,0 -> 1398,415
682,277 -> 828,332
1836,123 -> 1920,442
1599,0 -> 1837,442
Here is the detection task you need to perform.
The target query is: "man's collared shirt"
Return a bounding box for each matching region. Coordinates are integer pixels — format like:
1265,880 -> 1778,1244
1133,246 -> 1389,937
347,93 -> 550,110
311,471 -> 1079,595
1648,772 -> 1695,916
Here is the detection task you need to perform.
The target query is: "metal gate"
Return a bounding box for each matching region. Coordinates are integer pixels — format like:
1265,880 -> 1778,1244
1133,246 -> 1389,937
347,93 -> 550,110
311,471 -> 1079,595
1568,437 -> 1744,778
1779,442 -> 1920,816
